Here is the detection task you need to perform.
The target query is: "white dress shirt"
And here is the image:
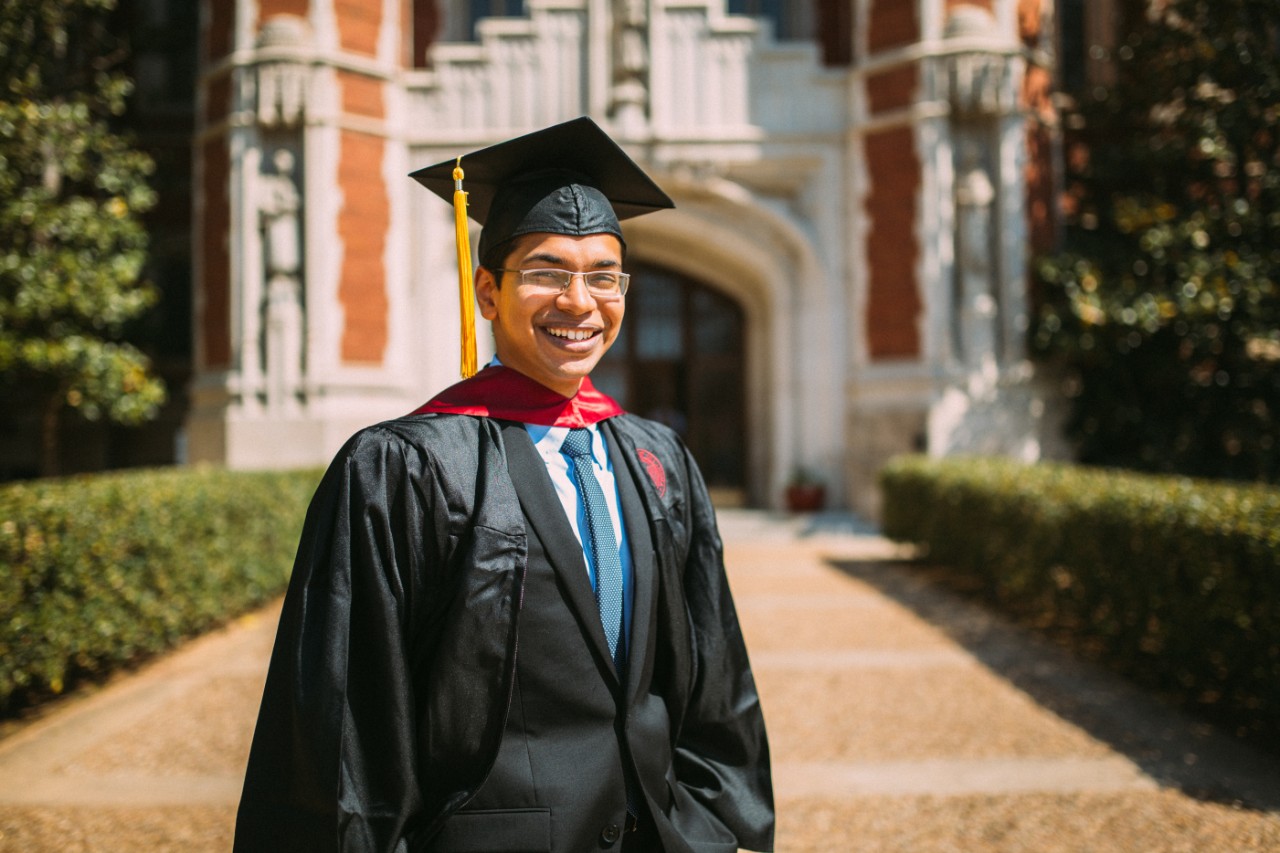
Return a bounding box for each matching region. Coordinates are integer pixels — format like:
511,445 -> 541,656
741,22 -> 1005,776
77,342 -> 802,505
525,421 -> 634,655
487,359 -> 635,652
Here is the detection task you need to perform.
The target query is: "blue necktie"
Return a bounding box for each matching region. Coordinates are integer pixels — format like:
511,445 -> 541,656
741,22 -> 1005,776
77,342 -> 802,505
561,427 -> 624,670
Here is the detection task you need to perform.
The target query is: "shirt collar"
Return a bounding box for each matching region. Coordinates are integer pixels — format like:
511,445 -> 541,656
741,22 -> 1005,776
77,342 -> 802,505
490,356 -> 604,463
528,421 -> 605,465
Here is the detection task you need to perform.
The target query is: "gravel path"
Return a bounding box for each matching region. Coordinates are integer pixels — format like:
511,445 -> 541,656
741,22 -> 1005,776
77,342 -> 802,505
1,510 -> 1277,851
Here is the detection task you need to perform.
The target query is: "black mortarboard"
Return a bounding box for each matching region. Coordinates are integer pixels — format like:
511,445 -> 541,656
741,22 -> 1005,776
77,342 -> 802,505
408,116 -> 674,377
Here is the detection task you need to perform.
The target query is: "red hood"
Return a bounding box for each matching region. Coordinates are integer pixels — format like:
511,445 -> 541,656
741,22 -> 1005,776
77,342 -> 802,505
410,365 -> 624,427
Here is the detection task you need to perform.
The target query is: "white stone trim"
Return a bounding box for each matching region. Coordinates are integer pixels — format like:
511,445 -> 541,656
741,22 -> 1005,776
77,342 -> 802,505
854,36 -> 1024,78
303,81 -> 343,393
918,110 -> 952,370
626,171 -> 840,508
237,0 -> 259,53
378,0 -> 400,66
203,45 -> 398,84
188,0 -> 1057,490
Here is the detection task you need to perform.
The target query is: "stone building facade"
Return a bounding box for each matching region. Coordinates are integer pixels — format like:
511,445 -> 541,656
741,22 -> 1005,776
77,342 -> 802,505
188,0 -> 1076,514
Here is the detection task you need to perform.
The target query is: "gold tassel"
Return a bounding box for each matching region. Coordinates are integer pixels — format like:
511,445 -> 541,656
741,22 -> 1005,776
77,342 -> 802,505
453,158 -> 478,378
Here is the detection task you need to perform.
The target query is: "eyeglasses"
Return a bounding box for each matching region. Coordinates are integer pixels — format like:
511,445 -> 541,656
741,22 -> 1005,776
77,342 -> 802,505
493,268 -> 630,300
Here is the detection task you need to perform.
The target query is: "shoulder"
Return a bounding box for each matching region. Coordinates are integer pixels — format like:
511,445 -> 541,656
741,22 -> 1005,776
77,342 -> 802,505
331,413 -> 502,482
606,413 -> 700,498
609,414 -> 690,470
609,412 -> 685,455
364,411 -> 496,445
316,414 -> 523,533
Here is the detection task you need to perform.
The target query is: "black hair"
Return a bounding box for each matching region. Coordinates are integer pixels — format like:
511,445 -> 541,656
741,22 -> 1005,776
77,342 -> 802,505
478,235 -> 626,285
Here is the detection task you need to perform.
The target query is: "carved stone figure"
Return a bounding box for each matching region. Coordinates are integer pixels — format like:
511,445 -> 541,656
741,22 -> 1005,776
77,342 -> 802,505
954,138 -> 998,373
256,15 -> 311,128
610,0 -> 650,133
260,149 -> 305,411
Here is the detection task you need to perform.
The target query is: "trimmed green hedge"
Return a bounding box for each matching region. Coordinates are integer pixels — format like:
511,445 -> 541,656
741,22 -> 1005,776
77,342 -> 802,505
0,466 -> 320,710
880,455 -> 1280,742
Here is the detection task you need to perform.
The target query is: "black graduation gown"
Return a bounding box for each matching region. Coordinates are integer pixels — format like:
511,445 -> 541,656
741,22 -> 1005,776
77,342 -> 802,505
232,412 -> 773,853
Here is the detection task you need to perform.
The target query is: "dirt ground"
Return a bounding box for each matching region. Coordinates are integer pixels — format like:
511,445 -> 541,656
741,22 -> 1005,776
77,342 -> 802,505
1,510 -> 1277,852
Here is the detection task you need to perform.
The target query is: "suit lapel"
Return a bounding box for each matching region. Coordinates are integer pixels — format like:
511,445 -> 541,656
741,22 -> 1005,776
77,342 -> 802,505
499,421 -> 619,681
602,421 -> 657,702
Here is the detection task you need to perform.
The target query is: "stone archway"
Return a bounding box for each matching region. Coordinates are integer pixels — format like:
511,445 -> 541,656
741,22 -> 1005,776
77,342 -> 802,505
594,263 -> 748,504
621,175 -> 841,509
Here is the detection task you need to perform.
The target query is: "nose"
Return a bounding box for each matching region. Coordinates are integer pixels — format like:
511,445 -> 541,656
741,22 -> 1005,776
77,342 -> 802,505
555,272 -> 597,313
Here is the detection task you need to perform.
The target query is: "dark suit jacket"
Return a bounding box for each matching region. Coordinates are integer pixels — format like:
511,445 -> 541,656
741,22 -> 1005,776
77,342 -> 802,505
233,413 -> 773,853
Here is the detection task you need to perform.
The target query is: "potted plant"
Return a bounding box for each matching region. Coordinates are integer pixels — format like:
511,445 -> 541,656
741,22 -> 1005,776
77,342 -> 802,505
784,467 -> 826,512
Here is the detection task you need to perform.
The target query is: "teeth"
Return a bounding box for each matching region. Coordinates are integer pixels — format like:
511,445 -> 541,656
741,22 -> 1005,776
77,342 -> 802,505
548,328 -> 595,341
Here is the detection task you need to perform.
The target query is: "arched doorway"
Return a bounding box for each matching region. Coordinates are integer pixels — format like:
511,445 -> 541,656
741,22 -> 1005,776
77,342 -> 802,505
593,263 -> 748,504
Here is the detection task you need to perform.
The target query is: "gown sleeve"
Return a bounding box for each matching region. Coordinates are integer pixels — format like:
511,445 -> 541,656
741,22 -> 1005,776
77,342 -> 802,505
670,443 -> 776,852
233,428 -> 438,853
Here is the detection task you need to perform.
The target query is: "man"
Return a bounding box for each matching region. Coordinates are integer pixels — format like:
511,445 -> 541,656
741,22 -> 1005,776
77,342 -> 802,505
234,117 -> 773,853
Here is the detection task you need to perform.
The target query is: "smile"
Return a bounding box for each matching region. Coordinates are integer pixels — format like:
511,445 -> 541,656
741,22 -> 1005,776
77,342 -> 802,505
545,327 -> 599,342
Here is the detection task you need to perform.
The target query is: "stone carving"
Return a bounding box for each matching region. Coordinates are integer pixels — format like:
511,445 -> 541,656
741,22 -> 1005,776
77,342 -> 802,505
610,0 -> 650,134
944,5 -> 1016,119
953,138 -> 998,373
943,4 -> 1013,375
259,149 -> 305,412
256,15 -> 311,128
948,51 -> 1013,118
262,150 -> 301,279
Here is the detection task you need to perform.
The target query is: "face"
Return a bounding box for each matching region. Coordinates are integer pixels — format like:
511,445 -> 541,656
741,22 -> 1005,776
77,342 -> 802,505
476,232 -> 626,398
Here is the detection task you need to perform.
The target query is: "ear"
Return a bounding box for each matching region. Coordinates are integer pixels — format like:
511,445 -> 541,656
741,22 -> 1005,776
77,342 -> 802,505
475,266 -> 500,321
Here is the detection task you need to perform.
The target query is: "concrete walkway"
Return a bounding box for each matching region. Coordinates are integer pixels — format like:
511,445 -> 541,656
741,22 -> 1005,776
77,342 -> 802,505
1,511 -> 1278,851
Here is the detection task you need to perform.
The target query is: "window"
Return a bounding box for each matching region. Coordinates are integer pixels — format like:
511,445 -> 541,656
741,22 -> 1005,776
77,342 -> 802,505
727,0 -> 813,41
1059,0 -> 1086,92
438,0 -> 526,42
594,265 -> 747,493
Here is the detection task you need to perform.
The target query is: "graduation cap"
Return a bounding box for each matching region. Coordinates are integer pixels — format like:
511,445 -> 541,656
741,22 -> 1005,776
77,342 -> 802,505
409,116 -> 674,378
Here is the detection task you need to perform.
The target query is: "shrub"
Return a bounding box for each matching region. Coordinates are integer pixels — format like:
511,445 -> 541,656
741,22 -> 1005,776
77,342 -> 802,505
880,454 -> 1280,743
1031,0 -> 1280,482
0,465 -> 319,710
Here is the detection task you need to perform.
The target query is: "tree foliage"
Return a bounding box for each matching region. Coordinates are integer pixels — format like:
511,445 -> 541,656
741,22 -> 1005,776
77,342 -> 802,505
1033,0 -> 1280,481
0,0 -> 163,474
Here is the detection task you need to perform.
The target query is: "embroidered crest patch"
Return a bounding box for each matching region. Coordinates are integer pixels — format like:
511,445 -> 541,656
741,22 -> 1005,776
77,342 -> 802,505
636,448 -> 667,497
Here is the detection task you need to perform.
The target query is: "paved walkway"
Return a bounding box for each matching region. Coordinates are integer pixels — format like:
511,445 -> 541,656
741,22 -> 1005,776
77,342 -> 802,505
1,511 -> 1278,851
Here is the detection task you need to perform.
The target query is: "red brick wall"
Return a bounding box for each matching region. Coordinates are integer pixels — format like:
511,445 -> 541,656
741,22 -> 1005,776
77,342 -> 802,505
332,0 -> 391,365
1024,122 -> 1056,256
864,126 -> 922,360
335,67 -> 389,365
867,0 -> 918,53
946,0 -> 992,13
412,0 -> 440,68
258,0 -> 309,27
199,140 -> 232,369
337,131 -> 389,364
337,0 -> 382,55
204,75 -> 231,127
1018,0 -> 1042,46
341,72 -> 385,118
866,64 -> 918,114
205,0 -> 235,61
197,0 -> 237,369
864,1 -> 922,359
816,0 -> 854,67
1019,0 -> 1057,256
